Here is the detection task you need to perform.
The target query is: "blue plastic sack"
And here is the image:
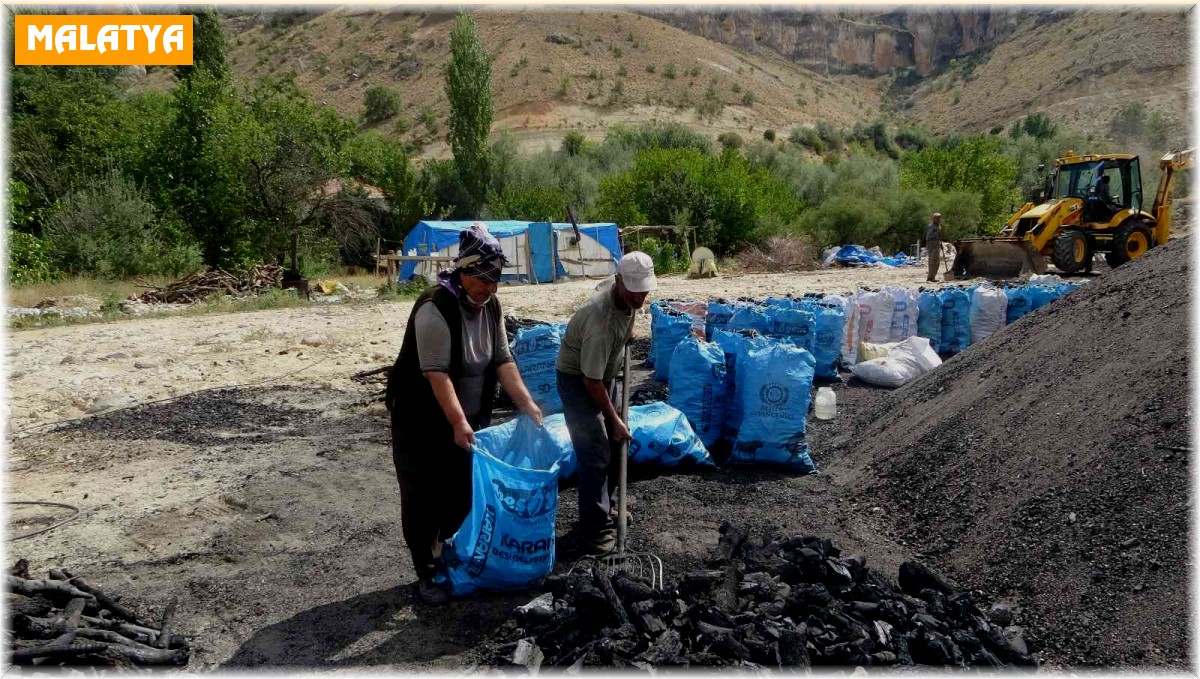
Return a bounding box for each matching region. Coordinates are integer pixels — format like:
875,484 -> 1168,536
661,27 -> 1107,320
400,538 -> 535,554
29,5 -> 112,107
667,337 -> 728,447
722,332 -> 771,439
729,306 -> 771,336
705,301 -> 737,341
442,416 -> 560,595
766,306 -> 815,353
652,309 -> 694,382
798,301 -> 845,380
1004,287 -> 1033,324
732,343 -> 817,473
478,413 -> 578,481
917,291 -> 943,348
628,402 -> 715,468
938,288 -> 971,354
511,324 -> 565,415
1028,285 -> 1056,310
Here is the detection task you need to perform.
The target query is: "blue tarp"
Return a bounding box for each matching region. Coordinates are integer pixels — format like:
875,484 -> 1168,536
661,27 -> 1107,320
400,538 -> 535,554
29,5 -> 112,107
833,245 -> 914,268
398,220 -> 623,282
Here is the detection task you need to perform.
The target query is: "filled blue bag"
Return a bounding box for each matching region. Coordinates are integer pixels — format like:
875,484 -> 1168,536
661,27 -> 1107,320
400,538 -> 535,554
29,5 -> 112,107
628,402 -> 716,468
442,416 -> 560,595
667,336 -> 728,447
938,287 -> 971,354
1028,285 -> 1057,310
511,323 -> 565,415
732,343 -> 817,473
721,332 -> 771,439
916,291 -> 943,348
652,309 -> 694,382
729,305 -> 771,336
1004,287 -> 1033,324
798,300 -> 845,380
766,306 -> 816,353
705,301 -> 737,341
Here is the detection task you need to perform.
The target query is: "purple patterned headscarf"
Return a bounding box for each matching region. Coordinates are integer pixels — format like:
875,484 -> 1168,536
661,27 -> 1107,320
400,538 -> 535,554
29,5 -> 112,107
437,223 -> 508,305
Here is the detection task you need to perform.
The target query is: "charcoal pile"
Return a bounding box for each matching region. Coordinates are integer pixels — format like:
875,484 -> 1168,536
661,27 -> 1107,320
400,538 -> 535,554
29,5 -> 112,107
489,524 -> 1035,669
505,315 -> 550,345
7,559 -> 191,667
134,264 -> 284,304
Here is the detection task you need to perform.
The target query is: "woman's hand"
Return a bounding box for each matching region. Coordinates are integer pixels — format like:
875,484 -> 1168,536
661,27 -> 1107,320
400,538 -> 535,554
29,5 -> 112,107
521,401 -> 545,427
453,420 -> 477,450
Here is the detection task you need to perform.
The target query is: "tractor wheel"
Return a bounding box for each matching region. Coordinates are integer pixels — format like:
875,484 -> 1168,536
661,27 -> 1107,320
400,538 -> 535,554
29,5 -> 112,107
1053,229 -> 1089,274
1105,220 -> 1154,268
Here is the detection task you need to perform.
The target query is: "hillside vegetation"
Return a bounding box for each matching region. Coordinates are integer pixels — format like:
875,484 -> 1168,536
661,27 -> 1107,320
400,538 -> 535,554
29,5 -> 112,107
7,7 -> 1191,288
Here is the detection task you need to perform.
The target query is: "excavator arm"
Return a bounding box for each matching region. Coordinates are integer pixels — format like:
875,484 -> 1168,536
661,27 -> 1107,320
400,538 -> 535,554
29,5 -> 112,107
1152,148 -> 1194,245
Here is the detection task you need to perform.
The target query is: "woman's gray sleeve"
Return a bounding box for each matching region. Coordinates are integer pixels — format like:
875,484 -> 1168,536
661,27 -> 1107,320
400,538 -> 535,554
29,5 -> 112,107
494,312 -> 514,365
414,303 -> 451,372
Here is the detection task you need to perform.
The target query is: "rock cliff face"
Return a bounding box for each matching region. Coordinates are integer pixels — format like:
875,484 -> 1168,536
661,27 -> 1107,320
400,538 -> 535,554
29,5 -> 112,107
645,9 -> 1061,76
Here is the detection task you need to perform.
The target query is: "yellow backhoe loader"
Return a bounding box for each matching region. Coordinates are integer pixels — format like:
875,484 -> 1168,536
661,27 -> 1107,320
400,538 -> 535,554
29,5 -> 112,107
949,148 -> 1194,279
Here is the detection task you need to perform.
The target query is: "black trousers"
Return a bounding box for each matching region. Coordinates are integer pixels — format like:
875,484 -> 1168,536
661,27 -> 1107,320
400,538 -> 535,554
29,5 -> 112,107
557,371 -> 622,535
391,416 -> 481,581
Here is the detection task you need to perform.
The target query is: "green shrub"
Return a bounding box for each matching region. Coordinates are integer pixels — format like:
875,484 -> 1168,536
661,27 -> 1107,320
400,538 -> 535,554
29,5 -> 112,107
617,64 -> 628,78
696,86 -> 723,121
663,63 -> 676,79
718,132 -> 743,151
44,170 -> 203,279
741,91 -> 756,107
8,230 -> 56,285
639,235 -> 689,274
562,131 -> 586,156
1110,102 -> 1146,139
790,126 -> 825,153
731,82 -> 742,93
645,63 -> 656,74
419,105 -> 437,131
763,129 -> 776,142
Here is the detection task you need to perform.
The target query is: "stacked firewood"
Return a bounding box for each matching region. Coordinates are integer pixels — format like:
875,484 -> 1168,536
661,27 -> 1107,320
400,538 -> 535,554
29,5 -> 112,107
134,264 -> 285,304
7,559 -> 191,667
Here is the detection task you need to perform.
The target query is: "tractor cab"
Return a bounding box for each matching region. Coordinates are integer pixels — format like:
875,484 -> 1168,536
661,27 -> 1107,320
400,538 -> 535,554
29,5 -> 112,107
1047,153 -> 1144,227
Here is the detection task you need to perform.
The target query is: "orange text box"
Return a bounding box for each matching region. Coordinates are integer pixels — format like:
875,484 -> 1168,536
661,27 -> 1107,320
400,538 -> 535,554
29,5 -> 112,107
14,15 -> 193,66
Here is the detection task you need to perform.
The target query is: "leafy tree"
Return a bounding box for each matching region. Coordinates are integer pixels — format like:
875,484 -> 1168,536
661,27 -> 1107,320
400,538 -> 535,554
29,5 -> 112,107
445,13 -> 494,216
175,8 -> 230,83
901,136 -> 1018,232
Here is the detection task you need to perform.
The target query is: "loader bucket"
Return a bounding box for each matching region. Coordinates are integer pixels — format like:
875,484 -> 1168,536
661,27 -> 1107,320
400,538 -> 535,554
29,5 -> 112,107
950,238 -> 1048,280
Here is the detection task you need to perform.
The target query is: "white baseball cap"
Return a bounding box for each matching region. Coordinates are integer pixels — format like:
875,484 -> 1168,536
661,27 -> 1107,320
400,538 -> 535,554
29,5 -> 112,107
617,251 -> 658,293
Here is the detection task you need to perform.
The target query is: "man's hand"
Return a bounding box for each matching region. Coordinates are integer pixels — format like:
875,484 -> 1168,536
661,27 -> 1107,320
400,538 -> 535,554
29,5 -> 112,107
608,417 -> 632,443
453,420 -> 477,450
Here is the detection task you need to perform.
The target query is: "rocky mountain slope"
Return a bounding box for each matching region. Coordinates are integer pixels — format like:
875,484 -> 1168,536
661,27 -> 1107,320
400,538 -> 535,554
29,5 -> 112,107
134,7 -> 1190,156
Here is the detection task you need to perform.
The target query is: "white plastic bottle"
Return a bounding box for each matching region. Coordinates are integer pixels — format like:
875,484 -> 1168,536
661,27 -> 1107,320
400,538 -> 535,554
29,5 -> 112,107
814,387 -> 837,420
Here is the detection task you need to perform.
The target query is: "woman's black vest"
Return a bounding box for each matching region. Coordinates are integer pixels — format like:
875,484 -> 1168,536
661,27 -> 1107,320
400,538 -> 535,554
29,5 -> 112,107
386,285 -> 501,438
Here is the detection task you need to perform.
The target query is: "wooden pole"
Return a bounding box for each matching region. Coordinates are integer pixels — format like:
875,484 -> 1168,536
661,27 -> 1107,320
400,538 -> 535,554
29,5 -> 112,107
527,233 -> 537,284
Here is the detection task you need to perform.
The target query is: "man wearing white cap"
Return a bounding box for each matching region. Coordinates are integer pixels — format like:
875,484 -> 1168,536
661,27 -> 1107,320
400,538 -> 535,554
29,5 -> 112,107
556,252 -> 658,555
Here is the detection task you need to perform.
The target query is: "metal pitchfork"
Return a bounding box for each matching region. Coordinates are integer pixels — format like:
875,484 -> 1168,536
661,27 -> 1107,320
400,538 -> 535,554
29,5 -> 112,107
572,343 -> 665,589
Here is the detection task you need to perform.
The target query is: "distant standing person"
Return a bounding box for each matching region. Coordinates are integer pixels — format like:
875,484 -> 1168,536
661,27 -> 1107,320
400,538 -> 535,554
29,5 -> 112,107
386,223 -> 544,606
556,252 -> 657,556
925,212 -> 943,283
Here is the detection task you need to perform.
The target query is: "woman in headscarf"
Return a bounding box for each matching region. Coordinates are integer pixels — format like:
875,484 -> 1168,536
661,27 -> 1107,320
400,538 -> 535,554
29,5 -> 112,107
385,223 -> 544,605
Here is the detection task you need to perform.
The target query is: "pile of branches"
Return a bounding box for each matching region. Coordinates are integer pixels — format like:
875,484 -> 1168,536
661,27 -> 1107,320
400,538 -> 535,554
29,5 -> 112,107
490,523 -> 1036,669
134,264 -> 285,304
7,560 -> 191,668
736,236 -> 819,273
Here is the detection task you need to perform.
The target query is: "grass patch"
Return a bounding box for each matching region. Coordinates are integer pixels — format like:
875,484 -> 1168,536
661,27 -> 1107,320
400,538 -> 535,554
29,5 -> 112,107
7,275 -> 178,308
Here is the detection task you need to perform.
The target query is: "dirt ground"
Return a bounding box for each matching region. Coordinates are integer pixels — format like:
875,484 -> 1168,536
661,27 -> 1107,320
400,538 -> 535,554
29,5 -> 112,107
8,260 -> 1118,670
